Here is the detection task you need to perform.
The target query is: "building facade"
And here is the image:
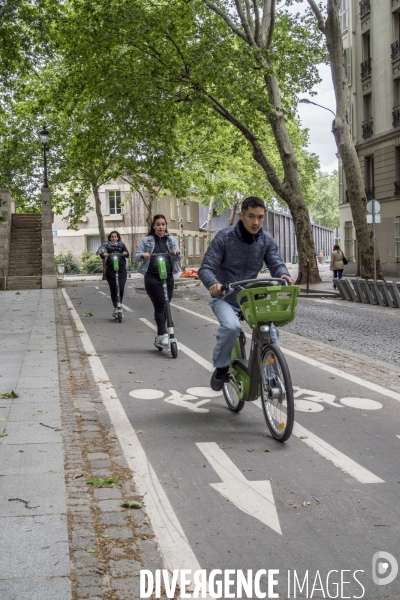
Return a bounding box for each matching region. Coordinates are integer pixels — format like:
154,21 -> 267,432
52,180 -> 207,267
339,0 -> 400,277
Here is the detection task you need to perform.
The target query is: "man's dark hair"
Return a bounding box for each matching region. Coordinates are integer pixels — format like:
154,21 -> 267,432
241,196 -> 266,212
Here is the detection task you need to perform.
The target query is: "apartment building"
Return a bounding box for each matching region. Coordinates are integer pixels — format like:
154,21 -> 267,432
339,0 -> 400,277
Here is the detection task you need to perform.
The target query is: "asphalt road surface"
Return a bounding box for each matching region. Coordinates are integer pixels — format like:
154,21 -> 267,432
63,281 -> 400,599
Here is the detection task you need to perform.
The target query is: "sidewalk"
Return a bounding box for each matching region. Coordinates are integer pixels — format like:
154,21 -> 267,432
0,289 -> 163,600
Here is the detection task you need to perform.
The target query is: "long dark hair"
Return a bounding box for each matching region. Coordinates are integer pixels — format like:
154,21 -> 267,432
148,214 -> 168,236
108,230 -> 121,241
333,244 -> 341,251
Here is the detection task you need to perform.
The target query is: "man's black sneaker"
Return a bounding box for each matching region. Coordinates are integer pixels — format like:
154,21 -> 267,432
210,366 -> 229,392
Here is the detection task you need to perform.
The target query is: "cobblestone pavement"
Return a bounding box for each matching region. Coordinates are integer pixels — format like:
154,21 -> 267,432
55,290 -> 166,600
145,283 -> 400,395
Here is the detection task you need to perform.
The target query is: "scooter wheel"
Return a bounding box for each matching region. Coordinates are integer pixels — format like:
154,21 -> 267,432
170,341 -> 178,359
118,312 -> 122,323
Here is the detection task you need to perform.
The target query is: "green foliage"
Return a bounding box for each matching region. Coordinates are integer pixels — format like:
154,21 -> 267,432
80,249 -> 103,274
309,170 -> 339,229
54,251 -> 80,274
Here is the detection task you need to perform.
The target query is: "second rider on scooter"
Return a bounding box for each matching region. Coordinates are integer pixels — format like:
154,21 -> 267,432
135,215 -> 181,348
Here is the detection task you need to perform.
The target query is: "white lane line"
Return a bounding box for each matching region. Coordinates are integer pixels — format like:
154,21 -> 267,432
171,302 -> 400,403
98,290 -> 133,313
197,442 -> 282,534
143,313 -> 383,484
139,318 -> 213,372
61,289 -> 205,581
95,286 -> 99,289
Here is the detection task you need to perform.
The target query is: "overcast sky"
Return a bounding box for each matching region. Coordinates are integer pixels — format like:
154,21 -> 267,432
287,1 -> 338,174
297,63 -> 338,174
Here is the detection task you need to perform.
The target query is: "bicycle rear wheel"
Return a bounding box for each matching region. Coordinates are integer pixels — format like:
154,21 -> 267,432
223,376 -> 245,412
260,344 -> 294,442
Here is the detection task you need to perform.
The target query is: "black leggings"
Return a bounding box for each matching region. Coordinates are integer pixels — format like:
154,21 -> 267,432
144,273 -> 174,335
106,269 -> 127,307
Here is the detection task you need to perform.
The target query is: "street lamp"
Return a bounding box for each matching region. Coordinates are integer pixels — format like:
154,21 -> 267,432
39,126 -> 49,188
299,98 -> 336,117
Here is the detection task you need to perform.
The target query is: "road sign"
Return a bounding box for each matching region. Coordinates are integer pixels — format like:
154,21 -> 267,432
366,199 -> 380,214
367,214 -> 381,224
197,442 -> 282,535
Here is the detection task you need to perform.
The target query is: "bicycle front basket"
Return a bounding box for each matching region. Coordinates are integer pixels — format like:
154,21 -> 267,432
236,285 -> 300,328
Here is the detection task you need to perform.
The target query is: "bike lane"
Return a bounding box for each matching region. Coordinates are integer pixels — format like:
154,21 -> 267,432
64,282 -> 400,599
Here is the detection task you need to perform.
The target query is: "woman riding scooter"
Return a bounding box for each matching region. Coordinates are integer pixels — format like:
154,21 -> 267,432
97,231 -> 129,318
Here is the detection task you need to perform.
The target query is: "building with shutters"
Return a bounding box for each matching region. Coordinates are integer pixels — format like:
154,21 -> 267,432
339,0 -> 400,277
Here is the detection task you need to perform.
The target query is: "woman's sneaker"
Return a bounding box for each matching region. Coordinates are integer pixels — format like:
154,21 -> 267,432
112,308 -> 118,318
154,334 -> 168,348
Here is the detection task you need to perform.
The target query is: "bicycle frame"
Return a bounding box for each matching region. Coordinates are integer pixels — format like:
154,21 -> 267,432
230,325 -> 273,401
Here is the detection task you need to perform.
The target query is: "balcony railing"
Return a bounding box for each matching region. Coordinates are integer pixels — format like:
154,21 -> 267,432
362,118 -> 373,138
359,0 -> 370,17
393,105 -> 400,127
365,187 -> 375,200
361,57 -> 372,78
395,181 -> 400,196
391,40 -> 400,61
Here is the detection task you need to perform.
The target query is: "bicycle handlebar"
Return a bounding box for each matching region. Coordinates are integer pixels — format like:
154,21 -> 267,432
220,277 -> 289,296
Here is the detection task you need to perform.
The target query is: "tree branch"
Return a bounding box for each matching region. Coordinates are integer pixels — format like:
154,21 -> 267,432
252,0 -> 260,42
306,0 -> 326,34
244,0 -> 255,38
201,0 -> 248,42
259,0 -> 275,48
234,0 -> 256,46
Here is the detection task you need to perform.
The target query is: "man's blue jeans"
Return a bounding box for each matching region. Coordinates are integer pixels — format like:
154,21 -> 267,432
209,297 -> 279,368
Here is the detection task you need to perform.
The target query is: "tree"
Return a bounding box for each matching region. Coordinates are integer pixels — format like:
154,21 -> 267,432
306,0 -> 382,279
46,0 -> 325,282
309,170 -> 339,229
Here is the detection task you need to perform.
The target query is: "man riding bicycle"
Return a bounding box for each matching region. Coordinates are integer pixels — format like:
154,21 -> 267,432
198,196 -> 294,391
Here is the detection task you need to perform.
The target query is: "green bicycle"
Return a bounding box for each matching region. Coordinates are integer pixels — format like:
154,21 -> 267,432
221,278 -> 300,442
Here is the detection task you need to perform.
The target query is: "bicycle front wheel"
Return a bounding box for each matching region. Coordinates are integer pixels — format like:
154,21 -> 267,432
260,344 -> 294,442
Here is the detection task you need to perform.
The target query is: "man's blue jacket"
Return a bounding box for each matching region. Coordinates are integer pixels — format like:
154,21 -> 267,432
198,221 -> 290,307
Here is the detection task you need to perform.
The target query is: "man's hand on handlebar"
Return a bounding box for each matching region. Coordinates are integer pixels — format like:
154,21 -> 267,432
281,274 -> 295,286
209,283 -> 225,297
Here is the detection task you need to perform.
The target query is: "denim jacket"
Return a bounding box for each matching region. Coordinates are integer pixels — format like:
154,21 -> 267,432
135,234 -> 182,275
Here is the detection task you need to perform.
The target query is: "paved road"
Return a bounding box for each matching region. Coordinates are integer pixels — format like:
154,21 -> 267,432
64,281 -> 400,599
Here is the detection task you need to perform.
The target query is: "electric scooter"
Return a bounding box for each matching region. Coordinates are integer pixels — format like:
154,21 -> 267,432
111,253 -> 122,323
155,254 -> 178,358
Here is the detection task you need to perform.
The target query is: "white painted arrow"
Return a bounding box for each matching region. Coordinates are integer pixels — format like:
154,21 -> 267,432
197,442 -> 282,535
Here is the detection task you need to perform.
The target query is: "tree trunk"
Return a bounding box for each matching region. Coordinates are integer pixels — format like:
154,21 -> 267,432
308,0 -> 382,280
228,196 -> 239,226
205,196 -> 215,249
176,199 -> 186,270
91,180 -> 107,280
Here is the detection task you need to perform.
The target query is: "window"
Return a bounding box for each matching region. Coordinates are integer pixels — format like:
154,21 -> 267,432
195,235 -> 200,257
186,202 -> 191,222
187,236 -> 193,257
339,0 -> 348,33
344,47 -> 352,86
362,33 -> 371,61
87,235 -> 101,253
108,191 -> 121,215
344,221 -> 354,261
363,94 -> 372,120
365,155 -> 374,189
170,199 -> 176,220
396,217 -> 400,262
